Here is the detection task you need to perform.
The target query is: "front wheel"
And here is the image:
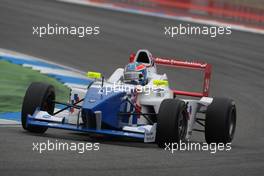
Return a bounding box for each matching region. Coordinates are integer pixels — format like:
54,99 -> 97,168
205,97 -> 236,144
21,82 -> 55,133
156,99 -> 188,148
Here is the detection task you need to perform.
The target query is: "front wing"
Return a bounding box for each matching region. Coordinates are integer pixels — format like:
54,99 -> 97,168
26,111 -> 157,142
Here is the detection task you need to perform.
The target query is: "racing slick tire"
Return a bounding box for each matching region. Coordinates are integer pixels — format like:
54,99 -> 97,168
21,82 -> 55,133
205,97 -> 236,144
156,99 -> 188,148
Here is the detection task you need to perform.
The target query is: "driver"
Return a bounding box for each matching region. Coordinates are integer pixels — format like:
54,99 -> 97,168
123,62 -> 148,86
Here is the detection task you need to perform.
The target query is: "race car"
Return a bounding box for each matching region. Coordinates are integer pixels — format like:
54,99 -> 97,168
21,49 -> 237,147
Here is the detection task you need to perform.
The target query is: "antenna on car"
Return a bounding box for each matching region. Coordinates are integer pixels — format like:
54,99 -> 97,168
101,75 -> 104,88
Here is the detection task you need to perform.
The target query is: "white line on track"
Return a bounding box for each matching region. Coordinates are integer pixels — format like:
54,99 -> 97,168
0,119 -> 20,125
0,48 -> 86,75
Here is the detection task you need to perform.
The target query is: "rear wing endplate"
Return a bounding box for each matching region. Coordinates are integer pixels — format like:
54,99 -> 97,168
154,58 -> 212,97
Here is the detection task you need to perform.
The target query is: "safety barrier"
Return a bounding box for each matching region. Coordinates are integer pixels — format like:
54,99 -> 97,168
89,0 -> 264,26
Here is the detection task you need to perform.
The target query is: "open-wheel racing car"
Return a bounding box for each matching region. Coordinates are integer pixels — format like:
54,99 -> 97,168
21,49 -> 237,147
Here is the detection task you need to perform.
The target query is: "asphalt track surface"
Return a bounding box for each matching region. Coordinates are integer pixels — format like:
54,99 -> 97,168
0,0 -> 264,175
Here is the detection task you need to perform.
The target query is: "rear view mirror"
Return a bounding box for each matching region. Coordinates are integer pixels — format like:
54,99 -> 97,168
87,71 -> 102,79
153,80 -> 168,87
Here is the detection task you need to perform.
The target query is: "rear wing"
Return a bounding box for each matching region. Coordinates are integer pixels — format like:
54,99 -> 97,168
154,58 -> 212,97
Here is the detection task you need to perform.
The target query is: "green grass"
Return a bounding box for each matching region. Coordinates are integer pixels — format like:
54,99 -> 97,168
0,61 -> 70,113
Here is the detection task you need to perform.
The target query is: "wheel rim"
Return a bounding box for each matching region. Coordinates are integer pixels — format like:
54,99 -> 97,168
178,111 -> 187,140
42,91 -> 55,114
229,106 -> 236,139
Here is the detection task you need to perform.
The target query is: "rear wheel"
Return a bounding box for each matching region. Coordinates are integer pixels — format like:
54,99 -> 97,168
205,97 -> 236,143
156,99 -> 187,148
21,82 -> 55,133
